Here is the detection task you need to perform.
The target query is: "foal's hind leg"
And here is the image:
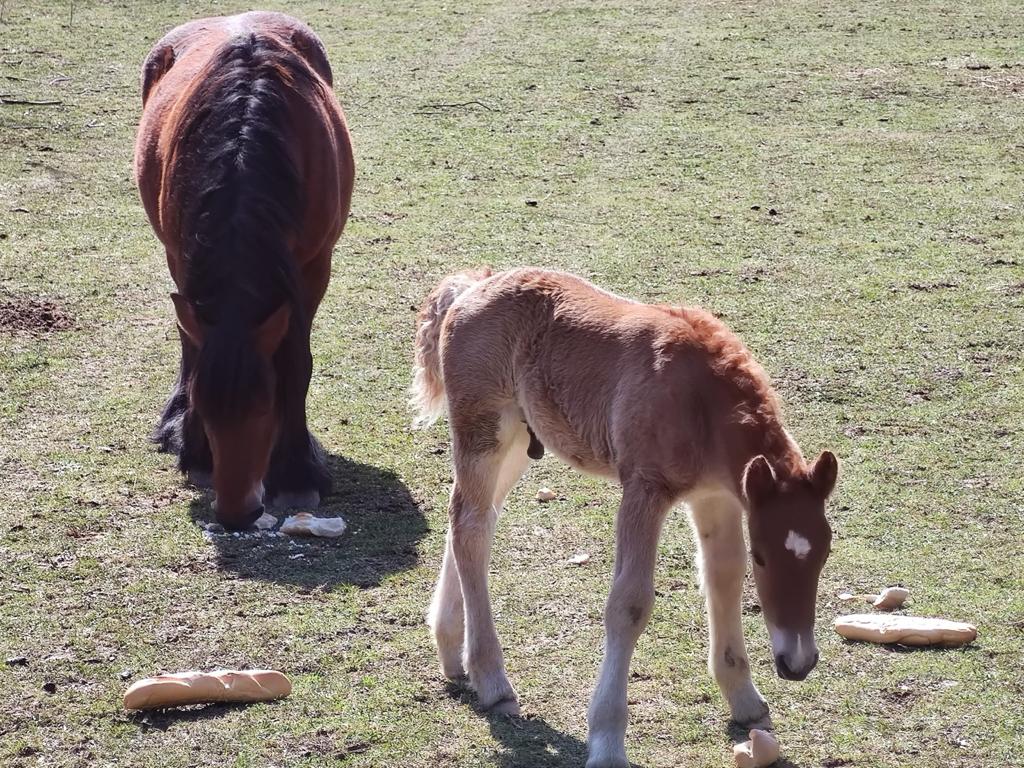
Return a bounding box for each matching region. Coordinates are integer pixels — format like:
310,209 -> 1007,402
442,408 -> 527,713
153,326 -> 211,485
266,320 -> 330,508
428,422 -> 530,682
687,489 -> 770,727
587,480 -> 673,768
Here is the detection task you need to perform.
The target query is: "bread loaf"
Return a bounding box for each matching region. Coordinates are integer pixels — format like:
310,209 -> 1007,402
733,729 -> 780,768
123,669 -> 291,710
834,614 -> 977,647
872,586 -> 909,610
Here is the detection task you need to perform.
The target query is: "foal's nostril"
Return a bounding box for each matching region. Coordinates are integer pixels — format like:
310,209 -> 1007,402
775,653 -> 815,681
774,654 -> 794,680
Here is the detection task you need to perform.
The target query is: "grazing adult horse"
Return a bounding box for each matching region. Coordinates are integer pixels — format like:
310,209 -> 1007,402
135,12 -> 354,529
411,268 -> 838,768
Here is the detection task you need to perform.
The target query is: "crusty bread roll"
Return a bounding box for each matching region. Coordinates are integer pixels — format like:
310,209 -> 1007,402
733,729 -> 780,768
280,512 -> 346,538
872,586 -> 909,611
123,669 -> 291,710
834,614 -> 977,647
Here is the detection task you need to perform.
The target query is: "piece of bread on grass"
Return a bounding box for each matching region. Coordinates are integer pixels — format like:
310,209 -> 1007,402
834,614 -> 977,647
733,729 -> 780,768
123,669 -> 291,710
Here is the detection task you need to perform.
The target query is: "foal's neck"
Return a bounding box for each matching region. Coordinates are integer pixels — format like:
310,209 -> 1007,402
728,401 -> 806,485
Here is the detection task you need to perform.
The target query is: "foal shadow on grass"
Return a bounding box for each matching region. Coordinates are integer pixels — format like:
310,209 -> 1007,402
445,681 -> 646,768
188,452 -> 426,589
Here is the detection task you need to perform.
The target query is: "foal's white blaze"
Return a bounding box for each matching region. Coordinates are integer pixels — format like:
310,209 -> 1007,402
784,529 -> 811,560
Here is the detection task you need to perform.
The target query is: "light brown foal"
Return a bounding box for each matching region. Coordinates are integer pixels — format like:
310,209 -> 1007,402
411,268 -> 837,768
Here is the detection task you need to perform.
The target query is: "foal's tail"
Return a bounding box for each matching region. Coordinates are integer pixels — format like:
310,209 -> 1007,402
410,268 -> 492,428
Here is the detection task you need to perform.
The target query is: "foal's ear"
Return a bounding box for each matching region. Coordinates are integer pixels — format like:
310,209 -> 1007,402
742,455 -> 777,505
256,303 -> 291,358
809,450 -> 839,498
170,292 -> 204,347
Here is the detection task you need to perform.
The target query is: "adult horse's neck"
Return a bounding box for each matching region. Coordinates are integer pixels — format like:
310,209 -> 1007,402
176,34 -> 308,316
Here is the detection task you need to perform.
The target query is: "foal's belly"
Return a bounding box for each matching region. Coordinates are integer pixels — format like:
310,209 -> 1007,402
521,402 -> 618,481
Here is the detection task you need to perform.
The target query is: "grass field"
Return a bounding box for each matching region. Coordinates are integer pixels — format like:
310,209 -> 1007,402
2,1 -> 1023,766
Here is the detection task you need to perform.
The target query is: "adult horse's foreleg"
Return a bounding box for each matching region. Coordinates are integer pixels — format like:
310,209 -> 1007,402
427,421 -> 530,682
587,481 -> 672,768
688,490 -> 770,728
153,326 -> 212,485
266,319 -> 330,508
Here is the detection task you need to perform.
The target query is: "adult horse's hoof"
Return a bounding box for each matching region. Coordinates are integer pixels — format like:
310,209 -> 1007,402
269,489 -> 320,510
187,469 -> 213,489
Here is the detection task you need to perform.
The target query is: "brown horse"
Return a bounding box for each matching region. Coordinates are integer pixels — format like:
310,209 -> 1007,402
411,268 -> 838,768
135,12 -> 354,529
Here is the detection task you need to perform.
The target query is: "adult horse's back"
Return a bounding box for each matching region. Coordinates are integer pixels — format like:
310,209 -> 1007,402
136,12 -> 354,529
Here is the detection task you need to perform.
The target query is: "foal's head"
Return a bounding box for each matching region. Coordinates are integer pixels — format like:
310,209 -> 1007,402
743,451 -> 838,681
172,294 -> 291,530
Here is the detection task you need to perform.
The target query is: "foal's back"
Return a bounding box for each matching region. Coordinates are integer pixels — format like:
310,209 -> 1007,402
442,268 -> 772,489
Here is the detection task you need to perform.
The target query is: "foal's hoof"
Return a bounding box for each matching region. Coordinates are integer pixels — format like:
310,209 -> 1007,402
728,683 -> 771,730
731,707 -> 773,732
585,743 -> 630,768
487,696 -> 521,717
269,490 -> 320,510
474,674 -> 519,716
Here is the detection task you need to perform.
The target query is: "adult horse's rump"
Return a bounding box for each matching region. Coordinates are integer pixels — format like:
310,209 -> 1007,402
135,12 -> 354,529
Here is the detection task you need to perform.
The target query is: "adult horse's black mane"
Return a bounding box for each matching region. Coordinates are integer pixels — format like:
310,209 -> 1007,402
174,33 -> 320,422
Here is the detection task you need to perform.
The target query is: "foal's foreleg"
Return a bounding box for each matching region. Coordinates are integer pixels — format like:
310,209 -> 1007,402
688,491 -> 770,727
587,483 -> 672,768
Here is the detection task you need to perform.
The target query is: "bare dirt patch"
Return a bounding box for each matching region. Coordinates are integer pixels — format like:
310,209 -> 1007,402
0,292 -> 74,334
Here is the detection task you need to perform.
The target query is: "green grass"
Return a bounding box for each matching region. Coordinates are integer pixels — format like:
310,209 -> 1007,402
1,1 -> 1022,766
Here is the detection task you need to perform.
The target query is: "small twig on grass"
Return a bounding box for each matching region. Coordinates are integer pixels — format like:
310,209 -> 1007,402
0,94 -> 64,106
415,100 -> 498,115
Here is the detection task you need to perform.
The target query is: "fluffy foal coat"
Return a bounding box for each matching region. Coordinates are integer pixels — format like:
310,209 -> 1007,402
412,268 -> 837,768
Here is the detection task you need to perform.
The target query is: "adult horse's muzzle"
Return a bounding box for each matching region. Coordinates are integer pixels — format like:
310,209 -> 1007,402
218,504 -> 265,531
213,482 -> 266,530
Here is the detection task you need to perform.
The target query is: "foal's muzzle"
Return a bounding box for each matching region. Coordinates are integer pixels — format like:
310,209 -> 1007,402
774,650 -> 819,681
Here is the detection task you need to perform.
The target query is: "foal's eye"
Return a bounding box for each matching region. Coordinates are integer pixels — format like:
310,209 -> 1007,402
751,551 -> 766,567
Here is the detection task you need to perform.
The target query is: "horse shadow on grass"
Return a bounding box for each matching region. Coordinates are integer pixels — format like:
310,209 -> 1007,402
188,451 -> 427,589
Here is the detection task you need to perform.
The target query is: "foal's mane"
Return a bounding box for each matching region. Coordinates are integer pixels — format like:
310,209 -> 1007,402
174,32 -> 323,421
662,305 -> 803,474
